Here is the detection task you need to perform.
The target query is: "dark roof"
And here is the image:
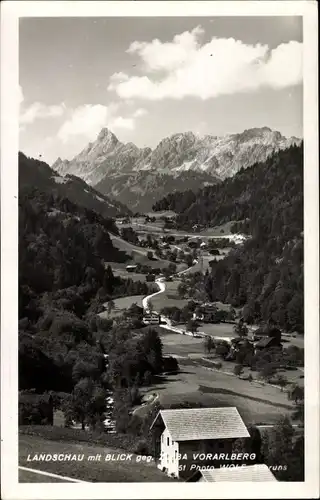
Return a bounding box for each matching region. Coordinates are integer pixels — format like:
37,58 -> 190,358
255,337 -> 280,348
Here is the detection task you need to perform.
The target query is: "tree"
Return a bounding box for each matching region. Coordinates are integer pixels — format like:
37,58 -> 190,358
187,319 -> 199,337
142,370 -> 153,386
204,335 -> 214,354
233,318 -> 248,338
112,388 -> 132,433
258,362 -> 276,382
215,341 -> 230,359
274,374 -> 288,391
63,378 -> 106,430
288,384 -> 304,404
292,400 -> 304,423
233,364 -> 244,377
227,307 -> 236,321
107,299 -> 115,316
177,282 -> 188,299
261,415 -> 304,481
147,251 -> 153,260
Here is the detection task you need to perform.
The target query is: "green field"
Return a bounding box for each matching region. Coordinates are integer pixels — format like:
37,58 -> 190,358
183,322 -> 236,338
110,234 -> 186,272
145,211 -> 177,219
141,329 -> 295,425
197,221 -> 239,237
19,435 -> 172,483
149,281 -> 188,311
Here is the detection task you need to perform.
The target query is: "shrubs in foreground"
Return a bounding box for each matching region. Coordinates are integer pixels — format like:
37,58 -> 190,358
19,425 -> 149,455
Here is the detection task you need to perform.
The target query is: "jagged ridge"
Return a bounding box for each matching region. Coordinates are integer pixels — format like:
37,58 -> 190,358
52,127 -> 301,212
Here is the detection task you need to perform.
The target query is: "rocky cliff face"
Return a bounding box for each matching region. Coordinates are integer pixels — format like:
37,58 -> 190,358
52,127 -> 301,212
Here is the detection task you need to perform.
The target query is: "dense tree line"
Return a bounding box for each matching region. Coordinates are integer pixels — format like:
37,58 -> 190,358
154,146 -> 303,332
19,188 -> 164,421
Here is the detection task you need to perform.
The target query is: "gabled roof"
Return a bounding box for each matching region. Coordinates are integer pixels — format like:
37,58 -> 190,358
199,464 -> 277,482
255,337 -> 279,348
150,407 -> 249,442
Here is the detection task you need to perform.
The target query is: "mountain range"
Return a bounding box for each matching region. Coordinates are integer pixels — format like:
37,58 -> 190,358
52,127 -> 301,212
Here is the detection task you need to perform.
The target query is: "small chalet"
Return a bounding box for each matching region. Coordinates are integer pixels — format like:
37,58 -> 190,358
126,264 -> 138,272
150,407 -> 249,479
193,303 -> 217,323
143,311 -> 161,325
187,464 -> 277,482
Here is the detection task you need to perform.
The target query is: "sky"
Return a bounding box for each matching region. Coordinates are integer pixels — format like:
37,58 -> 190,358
19,16 -> 303,165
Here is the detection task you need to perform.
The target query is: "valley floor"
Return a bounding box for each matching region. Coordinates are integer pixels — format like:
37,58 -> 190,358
136,329 -> 297,426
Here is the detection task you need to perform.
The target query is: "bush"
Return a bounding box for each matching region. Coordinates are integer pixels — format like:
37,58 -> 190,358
142,371 -> 153,386
133,439 -> 150,456
215,341 -> 230,359
234,364 -> 244,377
19,425 -> 140,453
162,356 -> 179,373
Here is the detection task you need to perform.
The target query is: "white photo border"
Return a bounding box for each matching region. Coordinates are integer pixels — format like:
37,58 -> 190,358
1,1 -> 319,499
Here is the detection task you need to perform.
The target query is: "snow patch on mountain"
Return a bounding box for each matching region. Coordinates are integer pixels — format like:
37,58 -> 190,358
52,175 -> 68,184
52,126 -> 301,211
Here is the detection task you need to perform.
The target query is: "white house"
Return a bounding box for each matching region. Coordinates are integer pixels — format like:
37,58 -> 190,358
126,264 -> 137,272
187,464 -> 277,482
143,311 -> 161,325
150,407 -> 249,479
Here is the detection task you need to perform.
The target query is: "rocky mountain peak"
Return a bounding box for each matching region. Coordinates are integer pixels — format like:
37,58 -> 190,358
52,125 -> 302,211
97,127 -> 118,144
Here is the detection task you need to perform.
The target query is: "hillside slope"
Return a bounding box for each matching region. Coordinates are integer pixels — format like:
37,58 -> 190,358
20,152 -> 131,218
155,145 -> 304,332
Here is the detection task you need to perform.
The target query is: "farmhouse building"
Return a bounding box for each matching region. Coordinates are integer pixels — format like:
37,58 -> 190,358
193,303 -> 218,323
126,265 -> 138,272
150,407 -> 249,479
143,311 -> 161,325
254,336 -> 282,352
187,464 -> 277,482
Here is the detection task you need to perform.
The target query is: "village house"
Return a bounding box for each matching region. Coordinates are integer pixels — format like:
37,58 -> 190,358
193,303 -> 218,323
150,407 -> 250,480
226,338 -> 254,361
143,311 -> 161,325
254,336 -> 282,353
187,464 -> 277,482
126,264 -> 138,272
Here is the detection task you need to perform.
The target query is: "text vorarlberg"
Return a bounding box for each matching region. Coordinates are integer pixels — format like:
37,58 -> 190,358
26,452 -> 255,462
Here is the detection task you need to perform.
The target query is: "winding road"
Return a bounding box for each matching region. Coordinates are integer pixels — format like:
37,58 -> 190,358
142,265 -> 233,343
